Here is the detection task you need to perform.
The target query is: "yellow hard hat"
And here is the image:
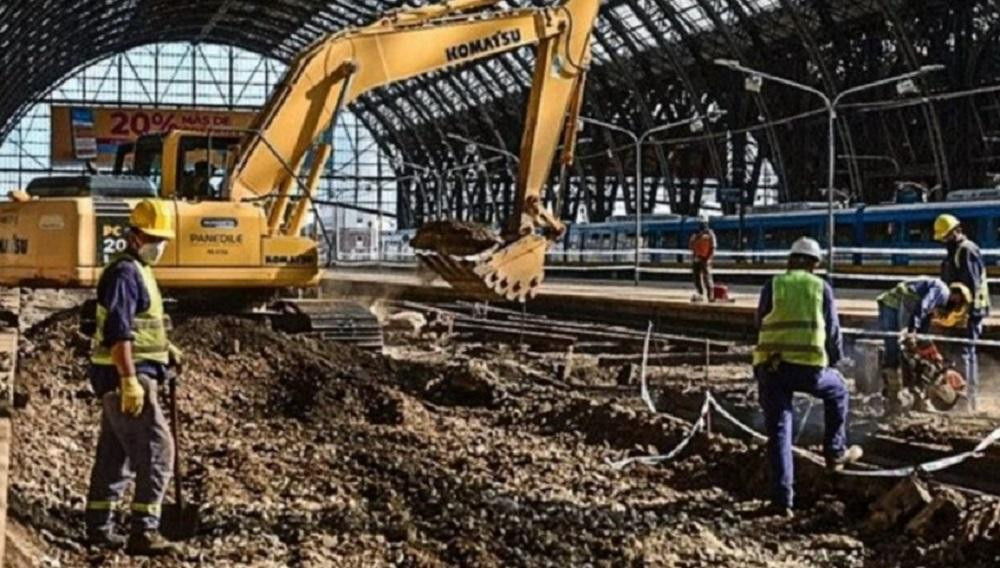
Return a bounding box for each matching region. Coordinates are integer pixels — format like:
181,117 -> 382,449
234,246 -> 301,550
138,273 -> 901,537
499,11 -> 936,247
933,214 -> 960,242
130,199 -> 175,240
949,282 -> 973,305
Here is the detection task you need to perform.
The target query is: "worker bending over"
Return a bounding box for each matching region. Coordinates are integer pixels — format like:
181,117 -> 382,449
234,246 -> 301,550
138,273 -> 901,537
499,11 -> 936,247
753,237 -> 863,517
86,200 -> 180,556
689,215 -> 716,302
934,214 -> 991,409
876,277 -> 971,413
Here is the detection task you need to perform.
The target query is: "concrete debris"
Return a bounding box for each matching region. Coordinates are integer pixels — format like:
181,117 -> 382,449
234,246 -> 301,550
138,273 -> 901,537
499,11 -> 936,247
865,476 -> 934,533
384,311 -> 427,336
906,487 -> 966,540
410,219 -> 502,256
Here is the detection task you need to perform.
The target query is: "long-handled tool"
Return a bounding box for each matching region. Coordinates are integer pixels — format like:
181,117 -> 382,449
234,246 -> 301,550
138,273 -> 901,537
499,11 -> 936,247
162,364 -> 198,540
169,370 -> 184,512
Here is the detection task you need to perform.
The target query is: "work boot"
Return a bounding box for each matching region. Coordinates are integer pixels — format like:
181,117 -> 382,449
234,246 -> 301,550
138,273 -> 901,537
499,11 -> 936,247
86,528 -> 126,550
826,445 -> 864,472
126,530 -> 180,556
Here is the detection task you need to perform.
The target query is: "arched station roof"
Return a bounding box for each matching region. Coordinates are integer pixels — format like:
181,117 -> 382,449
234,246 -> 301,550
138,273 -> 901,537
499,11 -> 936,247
2,0 -> 999,222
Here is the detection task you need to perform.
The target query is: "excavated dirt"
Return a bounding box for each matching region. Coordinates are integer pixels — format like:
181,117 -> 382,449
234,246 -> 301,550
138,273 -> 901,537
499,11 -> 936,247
410,220 -> 502,256
7,303 -> 1000,566
642,355 -> 1000,447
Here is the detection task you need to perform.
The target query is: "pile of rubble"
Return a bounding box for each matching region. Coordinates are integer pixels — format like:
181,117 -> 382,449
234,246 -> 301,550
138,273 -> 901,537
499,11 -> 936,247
5,303 -> 1000,565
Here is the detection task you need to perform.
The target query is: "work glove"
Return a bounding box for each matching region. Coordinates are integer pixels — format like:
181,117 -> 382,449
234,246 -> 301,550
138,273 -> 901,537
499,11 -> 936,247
120,375 -> 145,417
168,343 -> 183,371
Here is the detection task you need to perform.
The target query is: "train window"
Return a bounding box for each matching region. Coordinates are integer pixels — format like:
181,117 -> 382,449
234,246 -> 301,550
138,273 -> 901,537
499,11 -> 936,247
716,230 -> 739,249
864,222 -> 895,244
835,225 -> 854,246
905,220 -> 933,243
963,219 -> 980,240
568,232 -> 581,249
600,233 -> 612,250
763,227 -> 808,248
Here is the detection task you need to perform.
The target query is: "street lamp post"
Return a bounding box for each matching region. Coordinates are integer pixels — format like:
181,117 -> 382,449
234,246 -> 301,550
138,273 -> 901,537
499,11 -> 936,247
836,154 -> 901,176
580,113 -> 725,286
713,59 -> 945,280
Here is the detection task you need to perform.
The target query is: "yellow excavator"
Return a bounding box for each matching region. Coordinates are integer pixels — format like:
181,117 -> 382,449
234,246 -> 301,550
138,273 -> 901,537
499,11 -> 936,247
0,0 -> 599,329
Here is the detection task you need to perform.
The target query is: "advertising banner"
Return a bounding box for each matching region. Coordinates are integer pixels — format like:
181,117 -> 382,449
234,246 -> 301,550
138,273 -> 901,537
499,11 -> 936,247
51,105 -> 257,167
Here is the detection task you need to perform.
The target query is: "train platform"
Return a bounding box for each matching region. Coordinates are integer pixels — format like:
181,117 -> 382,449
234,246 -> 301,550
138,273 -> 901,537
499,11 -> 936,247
321,268 -> 1000,340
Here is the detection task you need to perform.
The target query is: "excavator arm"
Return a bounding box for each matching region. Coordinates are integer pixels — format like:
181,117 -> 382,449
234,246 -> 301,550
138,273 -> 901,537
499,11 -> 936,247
227,0 -> 600,302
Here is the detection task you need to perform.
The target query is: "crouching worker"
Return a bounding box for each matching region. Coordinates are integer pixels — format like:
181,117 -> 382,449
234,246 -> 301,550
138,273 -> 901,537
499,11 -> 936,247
876,278 -> 971,413
85,200 -> 181,556
753,237 -> 863,518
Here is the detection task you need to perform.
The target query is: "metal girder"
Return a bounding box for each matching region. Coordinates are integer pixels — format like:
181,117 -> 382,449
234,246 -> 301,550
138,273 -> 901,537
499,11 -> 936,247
3,0 -> 1000,228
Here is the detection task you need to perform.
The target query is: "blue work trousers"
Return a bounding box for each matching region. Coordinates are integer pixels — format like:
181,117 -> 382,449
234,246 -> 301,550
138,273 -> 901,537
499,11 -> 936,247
756,363 -> 849,508
876,301 -> 916,369
86,375 -> 174,533
964,315 -> 984,410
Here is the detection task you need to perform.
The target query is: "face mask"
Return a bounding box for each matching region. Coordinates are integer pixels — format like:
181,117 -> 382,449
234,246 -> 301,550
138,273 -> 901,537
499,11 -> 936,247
137,241 -> 167,265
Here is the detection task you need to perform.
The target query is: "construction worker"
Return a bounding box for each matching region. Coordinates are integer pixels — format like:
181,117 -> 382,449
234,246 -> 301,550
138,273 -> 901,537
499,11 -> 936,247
85,199 -> 180,555
689,215 -> 716,302
753,237 -> 863,517
934,214 -> 991,409
179,161 -> 216,200
876,278 -> 971,413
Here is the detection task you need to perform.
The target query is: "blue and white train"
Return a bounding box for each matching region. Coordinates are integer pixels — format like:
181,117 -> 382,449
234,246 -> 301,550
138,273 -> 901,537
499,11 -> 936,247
380,191 -> 1000,276
558,196 -> 1000,274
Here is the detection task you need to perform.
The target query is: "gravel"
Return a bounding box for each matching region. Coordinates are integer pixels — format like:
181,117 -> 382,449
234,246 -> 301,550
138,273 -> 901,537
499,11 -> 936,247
6,302 -> 1000,566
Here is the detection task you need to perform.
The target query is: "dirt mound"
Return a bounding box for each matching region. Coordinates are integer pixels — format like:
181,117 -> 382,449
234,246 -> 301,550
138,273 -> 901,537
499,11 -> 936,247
9,306 -> 1000,566
410,220 -> 502,256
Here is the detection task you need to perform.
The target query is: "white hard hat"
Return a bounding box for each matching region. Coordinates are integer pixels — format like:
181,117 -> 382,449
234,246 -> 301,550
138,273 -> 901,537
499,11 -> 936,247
789,237 -> 822,260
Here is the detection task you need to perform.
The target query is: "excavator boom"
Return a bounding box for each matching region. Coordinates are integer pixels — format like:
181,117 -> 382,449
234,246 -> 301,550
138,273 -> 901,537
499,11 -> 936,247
228,0 -> 600,302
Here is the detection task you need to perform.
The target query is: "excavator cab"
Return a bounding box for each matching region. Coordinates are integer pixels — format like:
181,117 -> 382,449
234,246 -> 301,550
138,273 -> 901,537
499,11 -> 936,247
116,132 -> 241,202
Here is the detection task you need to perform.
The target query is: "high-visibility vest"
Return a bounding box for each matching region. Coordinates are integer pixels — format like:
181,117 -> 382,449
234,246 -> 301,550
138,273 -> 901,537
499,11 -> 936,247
753,270 -> 828,368
876,280 -> 922,310
955,240 -> 992,313
91,255 -> 169,366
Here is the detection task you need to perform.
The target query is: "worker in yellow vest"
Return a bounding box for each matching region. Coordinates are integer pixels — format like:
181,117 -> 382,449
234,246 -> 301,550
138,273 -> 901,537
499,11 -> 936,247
85,200 -> 180,556
753,237 -> 863,518
876,278 -> 971,413
934,214 -> 991,410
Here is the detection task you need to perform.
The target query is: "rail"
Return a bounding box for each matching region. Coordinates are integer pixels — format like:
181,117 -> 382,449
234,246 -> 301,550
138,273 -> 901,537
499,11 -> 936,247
611,343 -> 1000,485
335,245 -> 1000,284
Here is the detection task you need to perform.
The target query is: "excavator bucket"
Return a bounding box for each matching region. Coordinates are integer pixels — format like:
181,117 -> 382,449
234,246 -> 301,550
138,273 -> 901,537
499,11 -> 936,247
415,234 -> 548,303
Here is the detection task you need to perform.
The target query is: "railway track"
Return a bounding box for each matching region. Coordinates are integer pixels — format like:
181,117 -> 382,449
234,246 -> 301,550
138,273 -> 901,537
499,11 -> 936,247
657,389 -> 1000,497
391,298 -> 1000,499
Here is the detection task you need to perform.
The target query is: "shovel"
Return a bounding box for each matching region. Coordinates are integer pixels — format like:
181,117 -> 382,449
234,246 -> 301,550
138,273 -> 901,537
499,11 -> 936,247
161,365 -> 199,540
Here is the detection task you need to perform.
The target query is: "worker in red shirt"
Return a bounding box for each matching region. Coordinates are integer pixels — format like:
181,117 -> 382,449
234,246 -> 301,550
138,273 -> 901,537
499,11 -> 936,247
689,215 -> 716,302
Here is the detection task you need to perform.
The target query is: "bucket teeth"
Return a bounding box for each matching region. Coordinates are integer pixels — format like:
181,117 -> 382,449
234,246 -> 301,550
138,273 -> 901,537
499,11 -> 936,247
415,235 -> 547,303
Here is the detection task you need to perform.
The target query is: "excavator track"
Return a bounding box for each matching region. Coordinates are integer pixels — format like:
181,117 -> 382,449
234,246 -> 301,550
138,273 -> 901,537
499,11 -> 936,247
144,293 -> 384,350
269,299 -> 384,349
